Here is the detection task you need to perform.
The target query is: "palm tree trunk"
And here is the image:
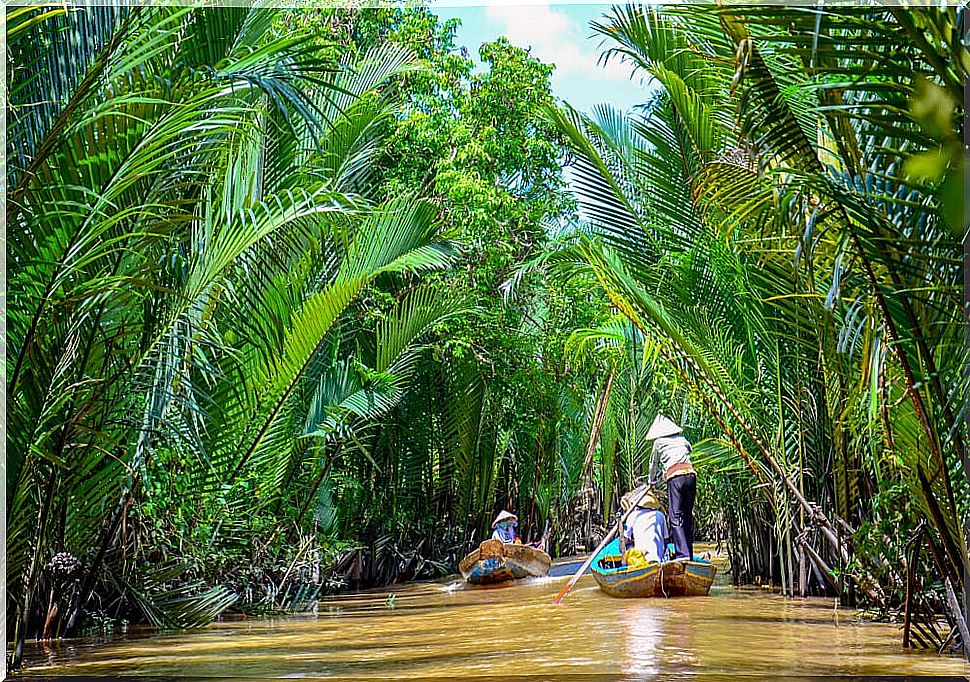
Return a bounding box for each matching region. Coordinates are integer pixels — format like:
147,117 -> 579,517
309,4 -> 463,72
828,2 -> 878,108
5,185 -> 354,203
583,367 -> 615,513
12,470 -> 58,668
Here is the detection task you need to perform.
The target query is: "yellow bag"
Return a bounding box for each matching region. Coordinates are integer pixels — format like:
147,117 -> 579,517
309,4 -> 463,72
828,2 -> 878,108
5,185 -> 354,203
623,548 -> 649,569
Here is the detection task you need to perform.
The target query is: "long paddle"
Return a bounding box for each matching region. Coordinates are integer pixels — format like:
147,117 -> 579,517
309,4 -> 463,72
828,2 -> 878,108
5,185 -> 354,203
553,482 -> 654,604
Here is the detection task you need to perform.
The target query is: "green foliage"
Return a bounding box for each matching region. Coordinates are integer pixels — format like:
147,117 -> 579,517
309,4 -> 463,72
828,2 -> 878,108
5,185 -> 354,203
6,6 -> 606,662
315,8 -> 607,567
549,2 -> 968,619
5,3 -> 457,656
9,2 -> 966,666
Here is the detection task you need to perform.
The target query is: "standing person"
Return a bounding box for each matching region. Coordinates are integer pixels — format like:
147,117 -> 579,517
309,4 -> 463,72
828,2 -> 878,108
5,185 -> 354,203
490,510 -> 521,544
647,414 -> 696,560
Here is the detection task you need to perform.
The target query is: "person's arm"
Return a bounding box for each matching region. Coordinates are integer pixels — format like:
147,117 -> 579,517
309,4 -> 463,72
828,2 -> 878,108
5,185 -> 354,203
649,440 -> 661,486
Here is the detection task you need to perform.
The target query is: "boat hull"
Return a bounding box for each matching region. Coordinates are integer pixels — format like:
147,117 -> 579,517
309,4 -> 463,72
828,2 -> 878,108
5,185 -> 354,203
590,539 -> 716,598
459,540 -> 552,585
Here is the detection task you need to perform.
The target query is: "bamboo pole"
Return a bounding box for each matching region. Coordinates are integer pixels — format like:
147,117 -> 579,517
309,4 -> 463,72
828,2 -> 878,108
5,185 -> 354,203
944,578 -> 970,662
583,367 -> 616,523
902,548 -> 915,648
553,482 -> 653,605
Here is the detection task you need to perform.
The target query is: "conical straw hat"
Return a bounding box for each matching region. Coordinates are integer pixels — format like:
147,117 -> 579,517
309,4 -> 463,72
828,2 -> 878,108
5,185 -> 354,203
621,487 -> 663,512
491,510 -> 518,528
645,414 -> 682,440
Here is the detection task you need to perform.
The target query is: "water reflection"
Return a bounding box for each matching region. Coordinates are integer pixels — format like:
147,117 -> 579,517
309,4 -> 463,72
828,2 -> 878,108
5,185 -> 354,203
621,603 -> 665,677
17,559 -> 970,679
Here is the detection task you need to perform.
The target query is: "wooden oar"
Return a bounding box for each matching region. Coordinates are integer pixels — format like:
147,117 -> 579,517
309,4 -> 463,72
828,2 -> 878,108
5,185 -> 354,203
553,482 -> 654,604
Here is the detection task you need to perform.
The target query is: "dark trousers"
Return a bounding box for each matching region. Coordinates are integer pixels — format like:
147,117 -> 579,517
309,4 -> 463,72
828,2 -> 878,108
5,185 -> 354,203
668,473 -> 696,560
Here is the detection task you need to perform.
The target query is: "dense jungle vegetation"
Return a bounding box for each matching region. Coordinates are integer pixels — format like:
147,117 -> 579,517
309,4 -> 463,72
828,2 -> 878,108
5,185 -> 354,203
7,1 -> 969,666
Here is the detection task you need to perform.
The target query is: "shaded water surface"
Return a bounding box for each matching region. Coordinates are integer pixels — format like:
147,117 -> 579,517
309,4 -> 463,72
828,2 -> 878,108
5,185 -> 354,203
20,556 -> 970,679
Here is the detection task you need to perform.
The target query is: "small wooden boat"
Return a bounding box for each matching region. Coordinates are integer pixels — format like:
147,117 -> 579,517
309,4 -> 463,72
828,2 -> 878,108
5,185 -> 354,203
590,539 -> 716,598
459,539 -> 552,585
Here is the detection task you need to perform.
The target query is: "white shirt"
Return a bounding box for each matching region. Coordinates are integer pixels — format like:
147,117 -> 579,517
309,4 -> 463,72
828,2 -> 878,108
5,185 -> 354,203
623,508 -> 668,563
492,525 -> 518,543
649,434 -> 692,484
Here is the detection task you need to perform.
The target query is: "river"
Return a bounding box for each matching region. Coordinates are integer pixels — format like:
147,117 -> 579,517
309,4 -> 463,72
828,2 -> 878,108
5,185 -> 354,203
18,551 -> 970,679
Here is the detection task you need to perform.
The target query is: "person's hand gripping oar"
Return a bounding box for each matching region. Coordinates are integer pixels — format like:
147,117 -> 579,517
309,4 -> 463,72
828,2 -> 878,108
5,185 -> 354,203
552,481 -> 654,605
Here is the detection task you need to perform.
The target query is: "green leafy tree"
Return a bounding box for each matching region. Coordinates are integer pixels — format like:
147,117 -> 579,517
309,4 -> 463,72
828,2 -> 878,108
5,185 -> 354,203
548,2 -> 967,648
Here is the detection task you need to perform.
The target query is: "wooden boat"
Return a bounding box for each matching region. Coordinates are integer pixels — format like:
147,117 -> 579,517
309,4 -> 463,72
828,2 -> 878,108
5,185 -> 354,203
590,539 -> 716,598
459,539 -> 552,585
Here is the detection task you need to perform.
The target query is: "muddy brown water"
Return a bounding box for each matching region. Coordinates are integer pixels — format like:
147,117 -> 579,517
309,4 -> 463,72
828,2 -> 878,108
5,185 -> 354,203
17,550 -> 970,679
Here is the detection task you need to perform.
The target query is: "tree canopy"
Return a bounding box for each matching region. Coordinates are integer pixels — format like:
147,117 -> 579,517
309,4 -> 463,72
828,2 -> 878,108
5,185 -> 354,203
6,2 -> 968,667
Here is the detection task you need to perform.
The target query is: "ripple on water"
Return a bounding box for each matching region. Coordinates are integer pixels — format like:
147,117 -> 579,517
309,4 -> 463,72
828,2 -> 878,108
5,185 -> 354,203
18,556 -> 970,679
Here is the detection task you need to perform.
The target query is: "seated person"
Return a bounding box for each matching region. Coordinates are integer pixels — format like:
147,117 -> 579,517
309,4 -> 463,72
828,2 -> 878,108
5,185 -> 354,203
490,510 -> 521,544
619,488 -> 669,564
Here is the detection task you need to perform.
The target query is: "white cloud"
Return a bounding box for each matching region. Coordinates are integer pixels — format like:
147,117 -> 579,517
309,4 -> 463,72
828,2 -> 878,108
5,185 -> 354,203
482,2 -> 641,95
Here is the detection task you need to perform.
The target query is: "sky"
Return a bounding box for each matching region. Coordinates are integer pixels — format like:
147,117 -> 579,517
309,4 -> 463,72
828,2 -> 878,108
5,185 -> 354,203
430,2 -> 656,114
